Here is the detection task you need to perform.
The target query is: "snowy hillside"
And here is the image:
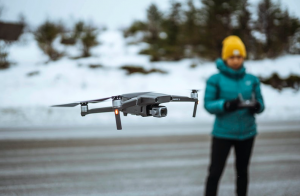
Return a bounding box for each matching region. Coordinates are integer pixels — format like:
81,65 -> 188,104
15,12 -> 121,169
1,30 -> 300,128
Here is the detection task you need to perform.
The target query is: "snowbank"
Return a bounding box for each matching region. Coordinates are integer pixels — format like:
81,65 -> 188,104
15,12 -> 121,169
1,30 -> 300,128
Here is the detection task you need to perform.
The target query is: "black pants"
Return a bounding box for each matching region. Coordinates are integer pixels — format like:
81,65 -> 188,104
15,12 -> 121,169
204,136 -> 255,196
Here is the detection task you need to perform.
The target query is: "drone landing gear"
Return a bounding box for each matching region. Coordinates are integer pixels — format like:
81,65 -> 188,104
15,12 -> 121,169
114,109 -> 122,130
193,101 -> 198,117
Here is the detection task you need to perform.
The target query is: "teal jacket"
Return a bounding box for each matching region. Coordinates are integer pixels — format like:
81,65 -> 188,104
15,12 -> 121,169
204,58 -> 265,140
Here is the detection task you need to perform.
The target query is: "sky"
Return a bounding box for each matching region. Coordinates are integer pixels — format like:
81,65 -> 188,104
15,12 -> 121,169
1,0 -> 300,30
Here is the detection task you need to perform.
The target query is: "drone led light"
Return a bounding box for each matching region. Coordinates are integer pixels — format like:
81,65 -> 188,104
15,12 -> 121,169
115,109 -> 119,115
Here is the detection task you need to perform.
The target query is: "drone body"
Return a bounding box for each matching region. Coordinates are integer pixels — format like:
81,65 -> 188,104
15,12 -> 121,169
52,91 -> 199,130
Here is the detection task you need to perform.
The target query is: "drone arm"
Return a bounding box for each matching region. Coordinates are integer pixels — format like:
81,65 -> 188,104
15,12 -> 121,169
171,95 -> 197,102
85,107 -> 114,115
171,95 -> 198,117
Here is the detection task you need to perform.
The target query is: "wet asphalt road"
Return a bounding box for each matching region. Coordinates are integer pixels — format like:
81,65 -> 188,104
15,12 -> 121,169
0,130 -> 300,196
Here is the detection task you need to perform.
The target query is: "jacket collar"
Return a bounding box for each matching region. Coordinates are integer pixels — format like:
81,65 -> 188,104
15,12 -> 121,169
215,58 -> 246,78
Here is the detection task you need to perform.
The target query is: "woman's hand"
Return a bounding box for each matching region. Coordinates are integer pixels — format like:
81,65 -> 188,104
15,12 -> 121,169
249,101 -> 261,114
224,98 -> 240,112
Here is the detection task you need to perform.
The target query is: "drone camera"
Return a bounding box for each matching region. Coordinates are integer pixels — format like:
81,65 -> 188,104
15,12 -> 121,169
150,106 -> 167,117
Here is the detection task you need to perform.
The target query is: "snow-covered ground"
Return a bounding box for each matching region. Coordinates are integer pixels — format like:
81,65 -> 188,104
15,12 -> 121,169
1,30 -> 300,128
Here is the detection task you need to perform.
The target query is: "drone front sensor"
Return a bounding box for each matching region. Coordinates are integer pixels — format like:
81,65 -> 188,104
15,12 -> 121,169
51,91 -> 199,130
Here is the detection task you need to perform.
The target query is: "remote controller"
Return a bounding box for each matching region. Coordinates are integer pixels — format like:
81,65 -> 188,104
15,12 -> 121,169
237,92 -> 256,108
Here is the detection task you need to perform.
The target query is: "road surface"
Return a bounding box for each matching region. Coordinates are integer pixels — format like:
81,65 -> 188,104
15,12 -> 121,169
0,127 -> 300,196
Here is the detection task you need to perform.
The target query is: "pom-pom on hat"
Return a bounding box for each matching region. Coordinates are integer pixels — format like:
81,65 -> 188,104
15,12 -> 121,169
222,35 -> 246,60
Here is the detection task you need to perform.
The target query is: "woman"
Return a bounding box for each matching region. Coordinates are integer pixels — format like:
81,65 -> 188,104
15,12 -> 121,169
203,35 -> 265,196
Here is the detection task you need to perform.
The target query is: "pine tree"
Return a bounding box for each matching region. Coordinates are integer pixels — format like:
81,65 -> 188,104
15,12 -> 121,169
138,4 -> 164,61
80,26 -> 99,57
60,21 -> 100,58
146,4 -> 162,43
279,9 -> 300,54
34,20 -> 64,61
123,20 -> 147,38
164,2 -> 182,46
182,0 -> 201,57
140,2 -> 184,61
256,0 -> 279,57
199,0 -> 240,59
232,0 -> 258,59
255,0 -> 300,58
161,1 -> 184,60
124,0 -> 300,61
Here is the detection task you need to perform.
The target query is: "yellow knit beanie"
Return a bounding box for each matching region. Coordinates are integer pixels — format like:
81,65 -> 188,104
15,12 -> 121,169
222,35 -> 246,60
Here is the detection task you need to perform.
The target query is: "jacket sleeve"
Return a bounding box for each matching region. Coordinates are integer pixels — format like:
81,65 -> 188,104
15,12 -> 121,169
204,75 -> 226,114
253,77 -> 265,114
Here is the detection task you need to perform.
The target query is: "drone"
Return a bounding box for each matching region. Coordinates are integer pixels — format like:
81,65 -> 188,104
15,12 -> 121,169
51,90 -> 199,130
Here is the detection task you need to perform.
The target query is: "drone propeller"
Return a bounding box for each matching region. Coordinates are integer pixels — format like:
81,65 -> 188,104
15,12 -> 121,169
189,89 -> 202,93
51,103 -> 80,107
51,96 -> 114,107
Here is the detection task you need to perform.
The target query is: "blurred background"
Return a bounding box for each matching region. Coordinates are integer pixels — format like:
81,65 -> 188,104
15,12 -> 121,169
0,0 -> 300,128
0,0 -> 300,195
